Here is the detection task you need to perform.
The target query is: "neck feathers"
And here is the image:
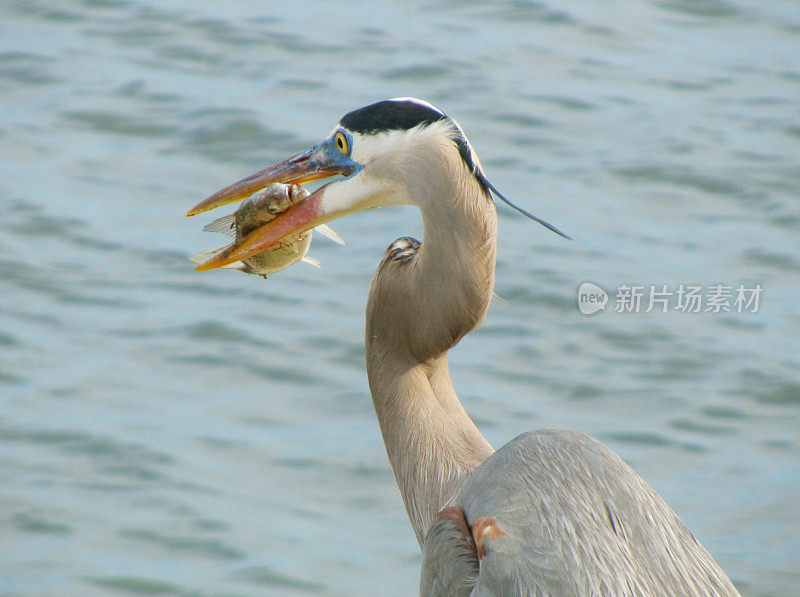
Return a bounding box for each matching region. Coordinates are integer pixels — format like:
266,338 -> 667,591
365,134 -> 497,542
367,124 -> 498,361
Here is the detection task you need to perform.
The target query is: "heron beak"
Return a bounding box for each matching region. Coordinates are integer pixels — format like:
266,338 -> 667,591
184,143 -> 353,217
188,141 -> 367,272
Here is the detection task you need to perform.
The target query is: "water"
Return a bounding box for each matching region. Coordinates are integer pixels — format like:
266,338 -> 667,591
1,1 -> 798,594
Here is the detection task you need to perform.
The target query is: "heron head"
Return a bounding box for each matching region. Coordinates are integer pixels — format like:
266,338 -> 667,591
186,98 -> 566,272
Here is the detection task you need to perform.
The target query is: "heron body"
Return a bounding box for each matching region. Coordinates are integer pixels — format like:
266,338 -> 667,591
188,98 -> 739,595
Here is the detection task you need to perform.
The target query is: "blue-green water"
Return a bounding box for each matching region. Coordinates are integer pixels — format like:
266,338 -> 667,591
2,1 -> 799,595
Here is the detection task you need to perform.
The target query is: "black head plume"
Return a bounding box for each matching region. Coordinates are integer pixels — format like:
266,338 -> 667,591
482,177 -> 571,240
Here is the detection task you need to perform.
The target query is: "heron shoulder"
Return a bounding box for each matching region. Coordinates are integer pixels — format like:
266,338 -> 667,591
457,429 -> 739,596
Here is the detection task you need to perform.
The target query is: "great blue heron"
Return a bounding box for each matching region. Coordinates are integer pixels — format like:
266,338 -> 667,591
187,98 -> 739,595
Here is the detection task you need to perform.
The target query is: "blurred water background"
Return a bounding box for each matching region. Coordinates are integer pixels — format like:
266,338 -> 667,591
1,1 -> 799,595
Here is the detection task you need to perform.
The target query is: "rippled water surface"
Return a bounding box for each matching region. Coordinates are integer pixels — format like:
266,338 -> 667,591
2,1 -> 799,595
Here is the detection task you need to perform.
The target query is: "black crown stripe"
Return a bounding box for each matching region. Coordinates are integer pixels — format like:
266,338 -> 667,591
339,100 -> 490,197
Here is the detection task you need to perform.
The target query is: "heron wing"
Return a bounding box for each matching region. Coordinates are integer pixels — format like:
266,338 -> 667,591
456,430 -> 739,596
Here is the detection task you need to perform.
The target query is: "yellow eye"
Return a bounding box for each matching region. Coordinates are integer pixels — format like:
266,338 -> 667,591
334,131 -> 349,155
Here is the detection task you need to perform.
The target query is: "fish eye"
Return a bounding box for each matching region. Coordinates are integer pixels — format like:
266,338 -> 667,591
334,131 -> 350,155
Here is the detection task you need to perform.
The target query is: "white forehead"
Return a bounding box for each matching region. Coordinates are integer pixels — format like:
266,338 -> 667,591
346,119 -> 456,167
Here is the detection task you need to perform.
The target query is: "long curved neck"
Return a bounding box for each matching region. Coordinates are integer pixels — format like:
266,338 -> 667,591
365,151 -> 497,545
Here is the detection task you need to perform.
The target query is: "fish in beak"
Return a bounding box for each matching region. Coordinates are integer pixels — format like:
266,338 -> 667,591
186,133 -> 396,272
188,183 -> 344,277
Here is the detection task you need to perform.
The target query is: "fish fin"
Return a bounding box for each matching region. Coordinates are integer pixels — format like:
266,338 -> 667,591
302,256 -> 321,268
315,224 -> 345,245
189,247 -> 224,265
221,262 -> 247,271
190,248 -> 248,272
203,214 -> 236,237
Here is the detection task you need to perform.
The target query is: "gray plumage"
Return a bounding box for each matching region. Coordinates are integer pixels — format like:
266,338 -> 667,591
435,430 -> 739,595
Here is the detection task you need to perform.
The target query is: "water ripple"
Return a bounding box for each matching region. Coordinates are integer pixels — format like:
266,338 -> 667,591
235,565 -> 325,591
89,576 -> 184,595
120,529 -> 245,560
